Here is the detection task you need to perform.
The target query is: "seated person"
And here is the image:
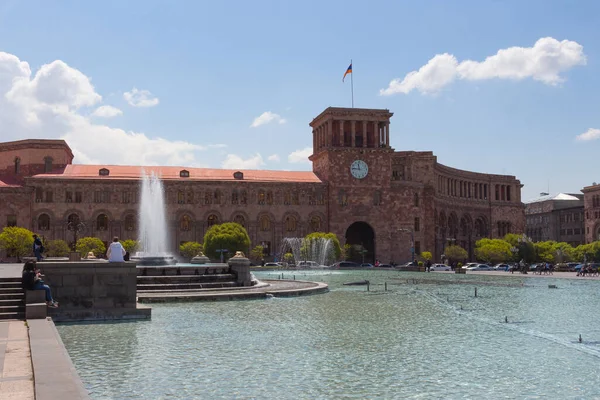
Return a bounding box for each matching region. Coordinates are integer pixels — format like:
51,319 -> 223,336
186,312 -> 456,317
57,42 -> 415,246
106,237 -> 126,262
21,261 -> 58,308
86,251 -> 97,259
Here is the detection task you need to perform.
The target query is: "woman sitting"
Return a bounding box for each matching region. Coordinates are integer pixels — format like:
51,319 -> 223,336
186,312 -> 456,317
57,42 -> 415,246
21,261 -> 58,308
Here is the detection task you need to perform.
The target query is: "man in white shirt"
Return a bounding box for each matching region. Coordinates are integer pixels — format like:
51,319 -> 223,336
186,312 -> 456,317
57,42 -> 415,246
107,237 -> 126,262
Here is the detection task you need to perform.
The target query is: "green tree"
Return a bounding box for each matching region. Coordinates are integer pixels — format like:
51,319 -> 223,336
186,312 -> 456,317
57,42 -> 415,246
302,232 -> 342,263
179,241 -> 203,261
120,240 -> 138,254
203,222 -> 251,260
342,243 -> 352,261
551,242 -> 575,263
283,252 -> 294,265
420,251 -> 432,261
45,239 -> 70,257
250,245 -> 264,262
76,237 -> 106,258
475,238 -> 513,264
503,233 -> 535,263
534,241 -> 557,263
444,245 -> 468,264
0,226 -> 35,260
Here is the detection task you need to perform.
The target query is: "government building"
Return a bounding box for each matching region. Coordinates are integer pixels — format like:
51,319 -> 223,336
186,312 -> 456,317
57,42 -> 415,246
0,107 -> 525,263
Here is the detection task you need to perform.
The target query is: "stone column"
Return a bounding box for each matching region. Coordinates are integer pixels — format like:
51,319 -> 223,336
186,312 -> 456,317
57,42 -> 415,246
362,121 -> 367,147
326,120 -> 331,147
385,121 -> 390,145
339,120 -> 344,147
312,130 -> 316,152
351,121 -> 356,147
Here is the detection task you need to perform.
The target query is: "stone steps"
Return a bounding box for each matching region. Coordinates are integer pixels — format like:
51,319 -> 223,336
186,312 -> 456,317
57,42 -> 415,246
137,281 -> 238,291
0,278 -> 25,320
137,274 -> 236,284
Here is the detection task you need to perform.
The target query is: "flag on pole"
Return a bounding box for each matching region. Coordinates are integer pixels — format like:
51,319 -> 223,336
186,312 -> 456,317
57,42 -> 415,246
342,63 -> 352,82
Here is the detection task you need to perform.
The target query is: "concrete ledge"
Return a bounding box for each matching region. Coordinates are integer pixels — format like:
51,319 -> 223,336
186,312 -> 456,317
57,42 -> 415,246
28,318 -> 91,400
26,303 -> 47,319
26,290 -> 47,304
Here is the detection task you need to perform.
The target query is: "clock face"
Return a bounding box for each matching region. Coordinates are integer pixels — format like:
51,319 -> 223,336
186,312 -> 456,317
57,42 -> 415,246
350,160 -> 368,179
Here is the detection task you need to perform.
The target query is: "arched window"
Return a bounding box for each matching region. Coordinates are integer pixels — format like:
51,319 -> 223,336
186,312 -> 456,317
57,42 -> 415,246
310,216 -> 322,232
180,215 -> 192,231
125,215 -> 136,231
266,190 -> 273,205
214,190 -> 221,205
231,190 -> 239,205
44,156 -> 53,173
67,213 -> 80,226
96,214 -> 108,231
260,215 -> 270,231
233,215 -> 245,227
207,214 -> 219,227
285,216 -> 297,232
414,193 -> 419,207
37,214 -> 50,231
14,157 -> 20,175
258,190 -> 265,205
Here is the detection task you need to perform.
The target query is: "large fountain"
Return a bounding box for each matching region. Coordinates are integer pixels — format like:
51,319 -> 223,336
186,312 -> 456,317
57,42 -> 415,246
281,237 -> 334,267
130,172 -> 176,266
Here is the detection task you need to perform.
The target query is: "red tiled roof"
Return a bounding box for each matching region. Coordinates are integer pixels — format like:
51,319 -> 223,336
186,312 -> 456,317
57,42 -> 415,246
0,179 -> 21,188
33,164 -> 322,183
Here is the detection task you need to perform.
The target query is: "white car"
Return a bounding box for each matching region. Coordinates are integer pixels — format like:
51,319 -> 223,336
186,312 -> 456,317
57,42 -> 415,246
466,264 -> 493,271
462,263 -> 479,269
297,261 -> 320,268
430,263 -> 451,271
493,263 -> 510,271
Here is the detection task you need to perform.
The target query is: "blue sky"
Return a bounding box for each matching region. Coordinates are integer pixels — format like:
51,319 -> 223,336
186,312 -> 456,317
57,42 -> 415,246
0,0 -> 599,200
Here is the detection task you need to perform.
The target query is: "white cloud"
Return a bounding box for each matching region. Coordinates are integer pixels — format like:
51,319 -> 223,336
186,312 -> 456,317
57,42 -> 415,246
123,87 -> 159,107
91,105 -> 123,118
267,154 -> 280,162
250,111 -> 286,128
576,128 -> 600,141
381,37 -> 586,95
221,153 -> 265,169
0,51 -> 213,167
288,147 -> 312,164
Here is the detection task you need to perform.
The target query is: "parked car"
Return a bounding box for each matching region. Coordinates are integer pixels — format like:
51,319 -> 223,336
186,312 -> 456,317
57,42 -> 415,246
376,264 -> 393,268
430,263 -> 451,271
466,264 -> 493,271
493,263 -> 510,271
462,263 -> 479,269
264,262 -> 283,267
332,261 -> 361,268
297,261 -> 320,268
360,263 -> 374,268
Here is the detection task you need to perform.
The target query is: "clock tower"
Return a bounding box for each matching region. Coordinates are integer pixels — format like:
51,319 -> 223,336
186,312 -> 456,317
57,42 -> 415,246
309,107 -> 395,263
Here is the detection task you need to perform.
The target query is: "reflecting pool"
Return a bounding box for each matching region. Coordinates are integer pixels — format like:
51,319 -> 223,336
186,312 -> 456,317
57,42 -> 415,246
57,270 -> 600,399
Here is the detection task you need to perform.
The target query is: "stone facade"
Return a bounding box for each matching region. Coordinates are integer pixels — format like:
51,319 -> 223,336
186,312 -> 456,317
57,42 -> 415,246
582,184 -> 600,243
524,193 -> 585,246
0,107 -> 525,264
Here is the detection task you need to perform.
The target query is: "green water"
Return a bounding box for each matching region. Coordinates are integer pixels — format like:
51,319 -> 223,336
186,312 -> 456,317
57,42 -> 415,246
57,270 -> 600,399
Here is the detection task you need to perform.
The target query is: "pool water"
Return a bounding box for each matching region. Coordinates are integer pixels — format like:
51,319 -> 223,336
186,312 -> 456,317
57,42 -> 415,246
57,270 -> 600,399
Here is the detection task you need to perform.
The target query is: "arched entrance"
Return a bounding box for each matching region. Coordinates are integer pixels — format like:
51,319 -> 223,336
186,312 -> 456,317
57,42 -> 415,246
345,221 -> 375,264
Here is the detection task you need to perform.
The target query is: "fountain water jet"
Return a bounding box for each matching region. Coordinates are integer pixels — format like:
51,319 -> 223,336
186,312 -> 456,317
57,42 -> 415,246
130,171 -> 176,266
281,237 -> 334,268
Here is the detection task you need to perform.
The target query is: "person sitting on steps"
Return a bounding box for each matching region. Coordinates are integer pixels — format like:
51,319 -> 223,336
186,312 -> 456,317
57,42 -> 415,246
21,260 -> 58,308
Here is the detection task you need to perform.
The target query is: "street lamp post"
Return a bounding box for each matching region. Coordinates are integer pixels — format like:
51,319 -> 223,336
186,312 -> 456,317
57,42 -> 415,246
66,220 -> 85,251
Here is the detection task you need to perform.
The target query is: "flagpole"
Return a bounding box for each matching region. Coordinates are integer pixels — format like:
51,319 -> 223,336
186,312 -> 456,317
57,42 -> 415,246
350,59 -> 354,108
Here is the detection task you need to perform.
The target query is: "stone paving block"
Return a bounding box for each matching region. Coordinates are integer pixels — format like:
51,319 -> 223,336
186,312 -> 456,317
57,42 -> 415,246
0,379 -> 34,400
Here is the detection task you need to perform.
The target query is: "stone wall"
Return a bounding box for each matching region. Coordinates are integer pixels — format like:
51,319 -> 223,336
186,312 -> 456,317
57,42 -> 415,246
38,261 -> 150,322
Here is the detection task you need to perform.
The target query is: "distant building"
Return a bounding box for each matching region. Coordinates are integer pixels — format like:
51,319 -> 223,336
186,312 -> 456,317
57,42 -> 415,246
582,183 -> 600,243
524,193 -> 584,246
